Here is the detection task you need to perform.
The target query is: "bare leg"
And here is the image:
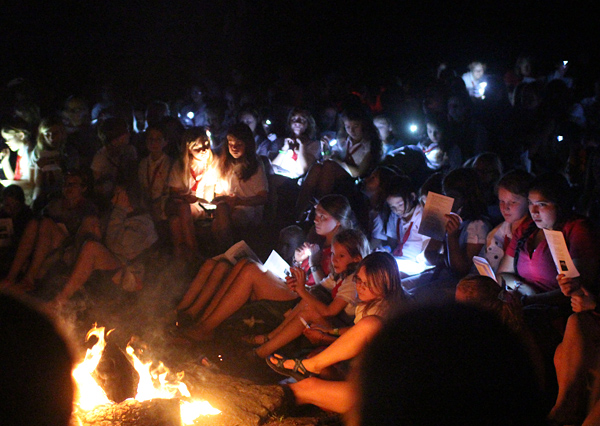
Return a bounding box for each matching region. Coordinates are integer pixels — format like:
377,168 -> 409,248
1,219 -> 40,286
255,306 -> 309,358
55,240 -> 122,302
550,313 -> 600,424
271,316 -> 383,372
176,259 -> 221,312
184,264 -> 297,340
170,202 -> 199,259
288,378 -> 357,414
211,203 -> 235,252
22,218 -> 68,283
184,258 -> 251,318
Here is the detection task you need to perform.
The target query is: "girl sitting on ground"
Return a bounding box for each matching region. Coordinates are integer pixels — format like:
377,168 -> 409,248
166,127 -> 214,260
267,252 -> 409,413
370,174 -> 431,277
211,123 -> 268,252
1,117 -> 35,203
248,228 -> 370,359
295,107 -> 382,218
482,169 -> 534,272
31,116 -> 68,211
173,194 -> 356,340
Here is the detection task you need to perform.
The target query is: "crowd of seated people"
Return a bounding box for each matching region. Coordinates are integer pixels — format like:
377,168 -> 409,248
2,55 -> 600,424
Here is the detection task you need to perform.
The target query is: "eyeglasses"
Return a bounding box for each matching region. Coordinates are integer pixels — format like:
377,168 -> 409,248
353,274 -> 369,288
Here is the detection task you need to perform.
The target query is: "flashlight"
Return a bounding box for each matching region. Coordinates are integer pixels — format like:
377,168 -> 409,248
265,119 -> 272,126
557,135 -> 564,142
187,111 -> 195,120
329,139 -> 338,147
409,124 -> 418,133
563,61 -> 569,67
478,82 -> 487,99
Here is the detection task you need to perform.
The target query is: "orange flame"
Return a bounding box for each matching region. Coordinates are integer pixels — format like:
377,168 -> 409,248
71,325 -> 219,424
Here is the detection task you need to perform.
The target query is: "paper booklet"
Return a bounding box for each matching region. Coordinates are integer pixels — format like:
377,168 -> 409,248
472,256 -> 498,283
543,229 -> 580,278
212,240 -> 261,265
212,240 -> 291,280
418,191 -> 455,241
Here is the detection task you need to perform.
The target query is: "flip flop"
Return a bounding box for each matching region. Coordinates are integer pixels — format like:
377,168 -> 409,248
266,354 -> 313,381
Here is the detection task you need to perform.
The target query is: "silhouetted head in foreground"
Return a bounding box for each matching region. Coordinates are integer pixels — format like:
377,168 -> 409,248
0,293 -> 74,426
350,303 -> 545,426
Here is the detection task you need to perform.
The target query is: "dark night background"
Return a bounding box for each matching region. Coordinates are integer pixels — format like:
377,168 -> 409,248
1,0 -> 599,105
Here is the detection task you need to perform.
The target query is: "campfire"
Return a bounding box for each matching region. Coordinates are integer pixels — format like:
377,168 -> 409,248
71,325 -> 220,426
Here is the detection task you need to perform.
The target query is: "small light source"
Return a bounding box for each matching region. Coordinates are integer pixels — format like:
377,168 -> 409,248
478,82 -> 488,98
206,130 -> 212,140
563,60 -> 569,66
557,135 -> 564,142
409,124 -> 418,133
187,111 -> 195,120
265,119 -> 272,126
329,139 -> 338,147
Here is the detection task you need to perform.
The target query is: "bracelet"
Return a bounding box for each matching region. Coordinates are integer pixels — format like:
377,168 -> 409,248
279,149 -> 286,154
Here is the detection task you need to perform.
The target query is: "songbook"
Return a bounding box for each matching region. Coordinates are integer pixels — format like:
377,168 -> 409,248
543,229 -> 580,278
472,256 -> 498,284
418,192 -> 455,241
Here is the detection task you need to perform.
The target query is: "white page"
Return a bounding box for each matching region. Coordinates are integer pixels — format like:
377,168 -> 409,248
418,192 -> 455,241
472,256 -> 498,283
263,250 -> 291,281
543,229 -> 580,278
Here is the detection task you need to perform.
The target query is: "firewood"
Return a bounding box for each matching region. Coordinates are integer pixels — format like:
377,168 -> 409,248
92,341 -> 140,403
73,398 -> 181,426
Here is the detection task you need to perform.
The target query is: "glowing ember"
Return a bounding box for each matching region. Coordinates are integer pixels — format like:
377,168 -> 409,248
72,325 -> 220,425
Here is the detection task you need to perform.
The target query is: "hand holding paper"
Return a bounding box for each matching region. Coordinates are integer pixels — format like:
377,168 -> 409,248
543,229 -> 580,278
418,192 -> 455,241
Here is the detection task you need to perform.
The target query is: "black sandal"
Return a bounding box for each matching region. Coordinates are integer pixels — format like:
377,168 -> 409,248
266,354 -> 313,381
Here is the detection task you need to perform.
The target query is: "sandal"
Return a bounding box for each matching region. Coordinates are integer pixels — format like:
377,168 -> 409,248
266,354 -> 313,381
241,334 -> 269,346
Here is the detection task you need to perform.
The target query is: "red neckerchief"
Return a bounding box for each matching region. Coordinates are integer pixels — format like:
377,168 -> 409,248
331,277 -> 343,299
393,219 -> 413,257
189,164 -> 204,193
503,234 -> 511,251
13,155 -> 22,180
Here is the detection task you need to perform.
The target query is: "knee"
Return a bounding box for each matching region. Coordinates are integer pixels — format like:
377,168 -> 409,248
80,240 -> 102,256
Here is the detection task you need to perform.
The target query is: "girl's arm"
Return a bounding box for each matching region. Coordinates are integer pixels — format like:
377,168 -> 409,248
289,267 -> 349,318
445,214 -> 484,277
295,139 -> 317,175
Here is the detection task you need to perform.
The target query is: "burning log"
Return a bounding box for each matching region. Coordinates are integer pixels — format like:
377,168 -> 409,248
73,398 -> 181,426
93,341 -> 140,403
180,362 -> 286,426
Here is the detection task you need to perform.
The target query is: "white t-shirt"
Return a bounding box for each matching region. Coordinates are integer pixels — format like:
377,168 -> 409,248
483,221 -> 512,272
371,204 -> 430,261
216,160 -> 268,226
321,273 -> 358,317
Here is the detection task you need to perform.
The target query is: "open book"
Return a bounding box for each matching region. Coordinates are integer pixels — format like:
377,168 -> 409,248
212,240 -> 291,280
472,256 -> 498,284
